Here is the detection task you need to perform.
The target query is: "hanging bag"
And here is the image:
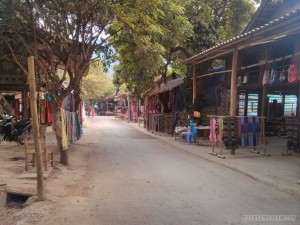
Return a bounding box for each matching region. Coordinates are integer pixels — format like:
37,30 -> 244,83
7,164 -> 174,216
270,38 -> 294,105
242,73 -> 248,84
279,68 -> 287,82
288,55 -> 299,83
270,61 -> 278,84
262,63 -> 270,86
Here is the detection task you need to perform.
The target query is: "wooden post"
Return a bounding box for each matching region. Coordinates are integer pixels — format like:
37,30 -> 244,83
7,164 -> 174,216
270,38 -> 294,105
230,48 -> 238,116
193,64 -> 197,104
217,117 -> 225,159
261,86 -> 267,117
209,116 -> 217,156
28,56 -> 44,200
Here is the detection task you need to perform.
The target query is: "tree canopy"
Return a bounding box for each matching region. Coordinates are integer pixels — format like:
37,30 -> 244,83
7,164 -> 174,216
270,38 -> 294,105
82,61 -> 115,105
0,0 -> 259,164
0,0 -> 258,100
112,0 -> 258,96
111,0 -> 193,95
0,0 -> 117,109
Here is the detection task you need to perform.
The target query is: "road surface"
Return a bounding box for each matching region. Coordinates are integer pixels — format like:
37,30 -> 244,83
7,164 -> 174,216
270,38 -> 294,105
17,116 -> 300,225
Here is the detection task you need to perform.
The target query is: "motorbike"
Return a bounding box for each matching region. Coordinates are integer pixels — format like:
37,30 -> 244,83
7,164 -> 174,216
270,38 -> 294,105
0,114 -> 32,145
265,119 -> 286,137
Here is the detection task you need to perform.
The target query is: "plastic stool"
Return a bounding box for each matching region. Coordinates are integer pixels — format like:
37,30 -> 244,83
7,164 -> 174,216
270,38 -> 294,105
180,131 -> 196,144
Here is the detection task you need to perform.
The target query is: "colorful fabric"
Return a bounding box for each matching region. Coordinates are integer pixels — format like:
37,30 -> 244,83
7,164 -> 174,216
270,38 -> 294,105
238,116 -> 260,146
222,117 -> 239,150
209,118 -> 221,142
286,117 -> 299,151
193,111 -> 201,118
46,101 -> 53,124
61,109 -> 68,150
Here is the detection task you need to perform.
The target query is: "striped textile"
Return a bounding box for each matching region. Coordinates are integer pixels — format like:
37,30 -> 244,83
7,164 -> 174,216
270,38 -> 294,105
286,117 -> 299,151
222,117 -> 239,150
238,116 -> 260,147
209,118 -> 221,142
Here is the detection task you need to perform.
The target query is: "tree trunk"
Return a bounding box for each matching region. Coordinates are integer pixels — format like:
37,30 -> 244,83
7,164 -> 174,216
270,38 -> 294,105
53,109 -> 69,166
73,89 -> 81,111
59,138 -> 68,166
28,56 -> 44,200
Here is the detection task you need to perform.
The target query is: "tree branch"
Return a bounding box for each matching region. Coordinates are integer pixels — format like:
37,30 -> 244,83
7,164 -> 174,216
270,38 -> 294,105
3,37 -> 28,76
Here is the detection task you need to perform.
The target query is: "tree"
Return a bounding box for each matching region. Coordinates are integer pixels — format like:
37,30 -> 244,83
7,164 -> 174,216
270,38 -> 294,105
0,0 -> 118,165
82,61 -> 115,106
111,0 -> 257,98
0,0 -> 258,165
185,0 -> 257,53
110,0 -> 193,95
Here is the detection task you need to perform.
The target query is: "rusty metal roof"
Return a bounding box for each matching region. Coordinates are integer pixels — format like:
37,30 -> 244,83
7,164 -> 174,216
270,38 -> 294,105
185,8 -> 300,64
147,77 -> 184,96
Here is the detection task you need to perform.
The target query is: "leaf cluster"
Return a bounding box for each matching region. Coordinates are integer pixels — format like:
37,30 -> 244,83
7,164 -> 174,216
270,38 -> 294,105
110,0 -> 193,95
82,61 -> 115,101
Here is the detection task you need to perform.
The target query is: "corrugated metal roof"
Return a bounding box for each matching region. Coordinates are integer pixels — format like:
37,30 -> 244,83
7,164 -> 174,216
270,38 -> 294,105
147,77 -> 184,96
243,0 -> 277,33
185,8 -> 300,64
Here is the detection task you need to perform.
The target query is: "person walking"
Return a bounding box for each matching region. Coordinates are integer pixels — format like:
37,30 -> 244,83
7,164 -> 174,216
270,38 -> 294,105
91,108 -> 95,118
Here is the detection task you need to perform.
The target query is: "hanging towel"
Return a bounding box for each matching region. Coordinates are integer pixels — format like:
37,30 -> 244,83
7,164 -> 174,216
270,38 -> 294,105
61,109 -> 68,150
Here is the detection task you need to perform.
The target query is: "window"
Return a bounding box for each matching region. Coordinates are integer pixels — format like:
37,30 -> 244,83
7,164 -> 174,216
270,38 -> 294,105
267,94 -> 297,117
247,94 -> 258,116
238,93 -> 246,116
238,93 -> 259,116
284,95 -> 297,116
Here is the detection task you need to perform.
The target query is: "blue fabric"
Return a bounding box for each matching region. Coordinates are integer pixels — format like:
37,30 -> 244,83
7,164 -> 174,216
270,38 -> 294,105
190,122 -> 197,134
239,116 -> 260,146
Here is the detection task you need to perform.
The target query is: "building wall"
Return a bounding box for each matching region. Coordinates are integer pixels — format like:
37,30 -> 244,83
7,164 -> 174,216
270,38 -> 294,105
201,90 -> 231,119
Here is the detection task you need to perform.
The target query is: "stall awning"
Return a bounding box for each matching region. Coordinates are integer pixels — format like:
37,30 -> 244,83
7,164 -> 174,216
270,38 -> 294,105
147,77 -> 184,96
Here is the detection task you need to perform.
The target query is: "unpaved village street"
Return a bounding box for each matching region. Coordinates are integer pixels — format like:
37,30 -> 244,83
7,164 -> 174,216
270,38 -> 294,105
10,116 -> 300,225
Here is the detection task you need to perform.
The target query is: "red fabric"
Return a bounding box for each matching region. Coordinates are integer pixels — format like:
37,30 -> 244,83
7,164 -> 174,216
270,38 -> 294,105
288,56 -> 299,83
47,101 -> 53,124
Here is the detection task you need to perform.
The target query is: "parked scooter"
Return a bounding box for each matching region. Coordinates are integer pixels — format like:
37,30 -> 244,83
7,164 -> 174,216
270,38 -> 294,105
265,119 -> 286,137
0,114 -> 32,145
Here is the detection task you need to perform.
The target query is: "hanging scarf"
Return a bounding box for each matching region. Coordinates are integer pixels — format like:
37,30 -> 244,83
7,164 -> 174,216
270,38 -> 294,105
61,109 -> 68,150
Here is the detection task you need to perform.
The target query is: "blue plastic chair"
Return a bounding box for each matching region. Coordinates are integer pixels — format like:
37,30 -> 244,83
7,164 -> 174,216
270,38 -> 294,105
180,123 -> 198,144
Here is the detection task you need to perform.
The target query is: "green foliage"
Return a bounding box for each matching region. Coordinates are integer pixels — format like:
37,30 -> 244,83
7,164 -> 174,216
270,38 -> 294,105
111,0 -> 193,95
185,0 -> 256,53
111,0 -> 256,97
0,0 -> 117,109
82,61 -> 115,102
0,0 -> 257,108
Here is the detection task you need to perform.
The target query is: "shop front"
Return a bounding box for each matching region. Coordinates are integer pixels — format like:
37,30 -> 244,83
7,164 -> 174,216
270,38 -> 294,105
145,77 -> 184,135
186,1 -> 300,156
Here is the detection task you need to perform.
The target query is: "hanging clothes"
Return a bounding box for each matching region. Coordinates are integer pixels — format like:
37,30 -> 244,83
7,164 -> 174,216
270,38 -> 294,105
222,117 -> 239,150
61,109 -> 68,150
238,116 -> 260,147
209,118 -> 221,142
46,100 -> 53,124
131,102 -> 137,122
286,117 -> 299,151
62,92 -> 83,140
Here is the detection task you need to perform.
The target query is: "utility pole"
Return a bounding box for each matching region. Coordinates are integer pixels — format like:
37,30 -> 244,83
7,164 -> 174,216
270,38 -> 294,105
28,56 -> 44,200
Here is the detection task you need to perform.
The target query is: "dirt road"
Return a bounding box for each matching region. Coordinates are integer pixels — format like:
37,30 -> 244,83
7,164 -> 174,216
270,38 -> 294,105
13,116 -> 300,225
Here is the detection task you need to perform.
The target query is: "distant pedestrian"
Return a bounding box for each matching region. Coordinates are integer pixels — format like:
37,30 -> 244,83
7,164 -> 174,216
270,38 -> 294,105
91,109 -> 95,118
